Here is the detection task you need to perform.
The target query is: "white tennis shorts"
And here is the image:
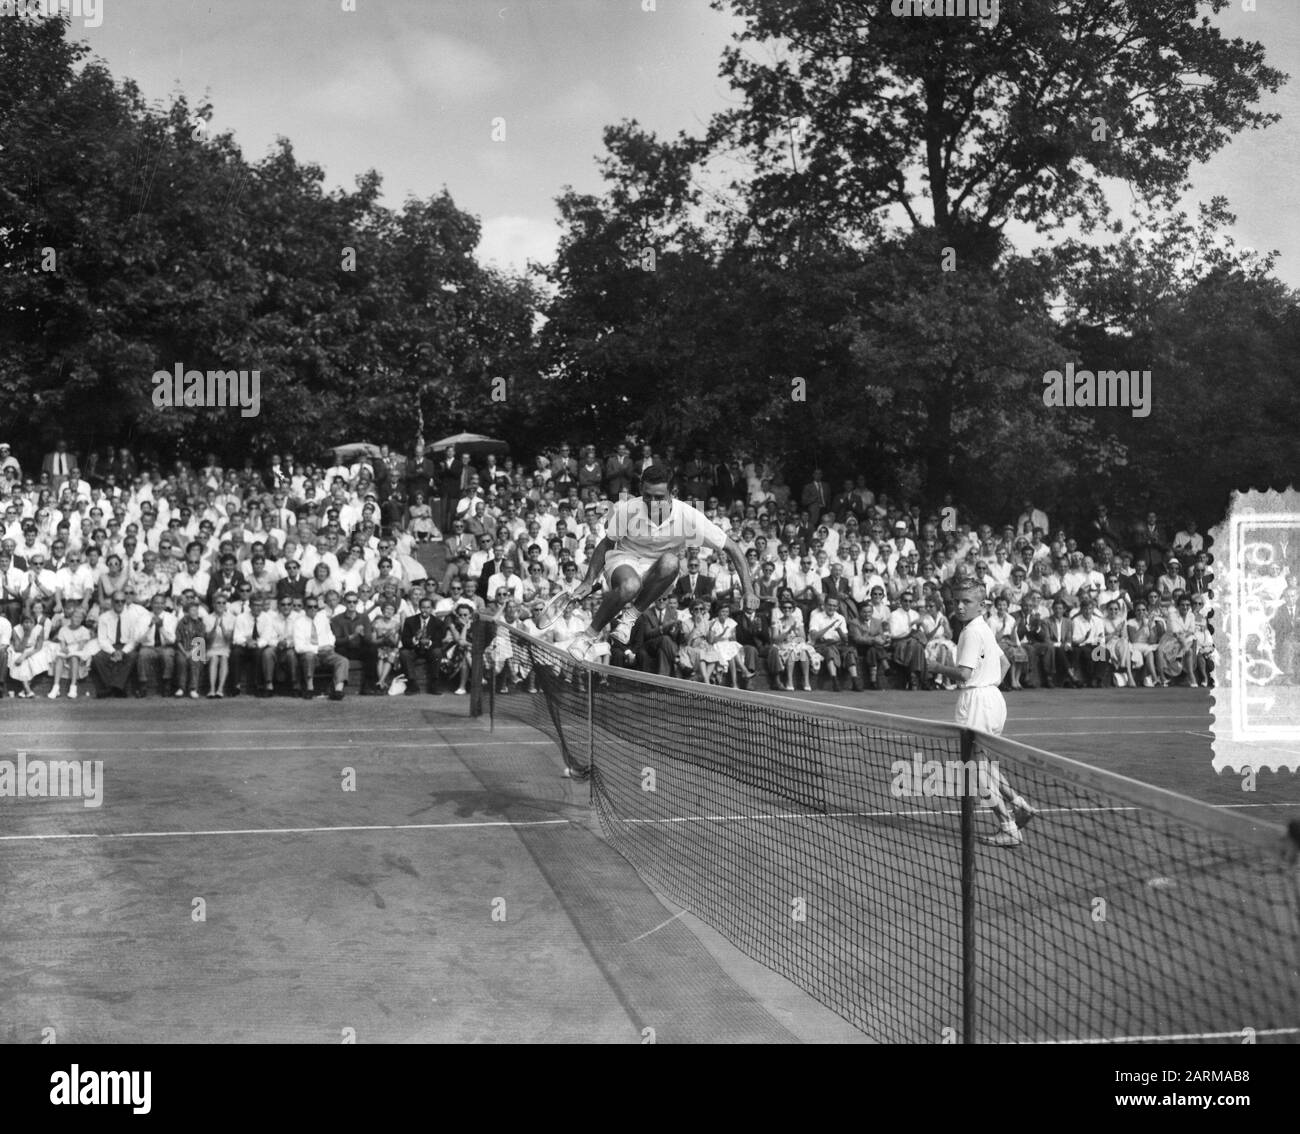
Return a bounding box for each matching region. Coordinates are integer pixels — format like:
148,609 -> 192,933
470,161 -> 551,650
603,550 -> 666,587
954,685 -> 1007,736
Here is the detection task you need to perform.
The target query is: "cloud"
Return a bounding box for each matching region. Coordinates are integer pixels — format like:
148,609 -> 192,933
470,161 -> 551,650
477,215 -> 558,274
548,78 -> 617,124
404,33 -> 506,103
293,48 -> 407,125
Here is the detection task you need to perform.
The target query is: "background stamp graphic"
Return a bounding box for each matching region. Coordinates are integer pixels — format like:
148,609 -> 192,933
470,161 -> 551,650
1210,488 -> 1300,773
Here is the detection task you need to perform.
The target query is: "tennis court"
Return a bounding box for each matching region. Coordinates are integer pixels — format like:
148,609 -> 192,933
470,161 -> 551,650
0,679 -> 1295,1043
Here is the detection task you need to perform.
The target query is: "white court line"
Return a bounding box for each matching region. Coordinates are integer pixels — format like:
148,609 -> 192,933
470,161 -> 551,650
11,741 -> 556,753
1005,715 -> 1205,722
0,818 -> 573,843
1007,730 -> 1179,739
625,909 -> 689,943
1037,1026 -> 1299,1044
0,726 -> 536,737
623,804 -> 1139,824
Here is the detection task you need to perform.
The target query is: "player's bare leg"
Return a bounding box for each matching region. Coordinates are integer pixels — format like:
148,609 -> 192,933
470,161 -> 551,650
570,553 -> 680,659
979,752 -> 1038,846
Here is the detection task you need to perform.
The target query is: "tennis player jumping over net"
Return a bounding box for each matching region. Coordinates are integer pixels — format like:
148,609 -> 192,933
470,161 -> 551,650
930,580 -> 1039,847
550,466 -> 756,659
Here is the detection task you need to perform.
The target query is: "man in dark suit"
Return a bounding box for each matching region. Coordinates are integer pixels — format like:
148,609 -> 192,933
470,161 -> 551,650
41,440 -> 77,488
477,539 -> 511,596
405,445 -> 438,503
206,554 -> 246,609
1271,586 -> 1300,683
441,518 -> 476,558
831,479 -> 859,522
716,459 -> 746,508
628,604 -> 666,673
674,552 -> 714,606
801,468 -> 831,527
436,447 -> 462,533
679,451 -> 711,502
735,594 -> 775,689
822,562 -> 857,618
1131,511 -> 1169,573
603,444 -> 634,499
1122,558 -> 1155,605
400,598 -> 445,694
274,560 -> 308,602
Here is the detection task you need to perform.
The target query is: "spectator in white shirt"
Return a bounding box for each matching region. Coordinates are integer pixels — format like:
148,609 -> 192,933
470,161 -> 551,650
1070,597 -> 1106,687
808,596 -> 859,691
291,595 -> 349,699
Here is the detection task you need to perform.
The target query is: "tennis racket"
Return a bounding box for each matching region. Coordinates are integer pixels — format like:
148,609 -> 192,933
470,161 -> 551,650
533,589 -> 580,631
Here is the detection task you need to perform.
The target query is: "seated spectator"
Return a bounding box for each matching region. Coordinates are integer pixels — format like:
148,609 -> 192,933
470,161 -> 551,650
1069,596 -> 1106,687
919,594 -> 957,690
808,595 -> 858,691
1126,599 -> 1163,688
137,593 -> 177,696
441,603 -> 475,695
8,607 -> 52,698
93,590 -> 145,698
888,590 -> 927,691
49,604 -> 96,698
987,594 -> 1026,691
771,595 -> 816,691
1164,594 -> 1202,688
400,598 -> 446,695
292,595 -> 348,700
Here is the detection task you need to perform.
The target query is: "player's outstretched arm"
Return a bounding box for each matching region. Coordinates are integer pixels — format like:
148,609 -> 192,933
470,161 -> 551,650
722,537 -> 756,601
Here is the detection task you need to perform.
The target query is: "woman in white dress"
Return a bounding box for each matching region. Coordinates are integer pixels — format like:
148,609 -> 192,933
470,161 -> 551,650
49,605 -> 96,698
771,596 -> 817,691
701,600 -> 744,686
9,607 -> 53,697
1125,599 -> 1162,688
1165,595 -> 1201,687
987,594 -> 1026,690
1101,599 -> 1133,686
920,595 -> 957,690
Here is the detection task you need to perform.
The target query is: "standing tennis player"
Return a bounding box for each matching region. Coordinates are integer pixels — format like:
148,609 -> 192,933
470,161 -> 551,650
566,466 -> 756,658
930,581 -> 1039,847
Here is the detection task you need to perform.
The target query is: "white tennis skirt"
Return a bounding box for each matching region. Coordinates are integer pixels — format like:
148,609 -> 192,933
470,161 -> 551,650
955,685 -> 1007,736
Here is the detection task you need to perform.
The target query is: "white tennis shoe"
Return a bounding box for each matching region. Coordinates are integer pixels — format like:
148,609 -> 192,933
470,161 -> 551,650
610,607 -> 639,646
566,630 -> 599,660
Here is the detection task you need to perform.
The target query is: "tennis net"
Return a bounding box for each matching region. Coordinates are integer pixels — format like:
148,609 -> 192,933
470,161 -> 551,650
471,620 -> 1300,1043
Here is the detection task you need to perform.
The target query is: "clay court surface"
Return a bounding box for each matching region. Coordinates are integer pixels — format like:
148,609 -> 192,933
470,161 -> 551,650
0,687 -> 1295,1043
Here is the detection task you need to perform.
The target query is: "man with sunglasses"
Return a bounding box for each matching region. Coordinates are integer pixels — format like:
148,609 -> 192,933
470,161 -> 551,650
567,466 -> 755,659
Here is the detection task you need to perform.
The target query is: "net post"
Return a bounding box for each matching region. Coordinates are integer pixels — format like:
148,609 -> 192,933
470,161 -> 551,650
469,618 -> 485,719
586,665 -> 594,774
960,728 -> 976,1045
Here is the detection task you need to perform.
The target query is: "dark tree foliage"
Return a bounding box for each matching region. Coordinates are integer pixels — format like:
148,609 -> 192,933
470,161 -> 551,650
0,13 -> 539,465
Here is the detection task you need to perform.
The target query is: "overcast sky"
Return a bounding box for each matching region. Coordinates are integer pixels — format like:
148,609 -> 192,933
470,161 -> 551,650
66,0 -> 1300,287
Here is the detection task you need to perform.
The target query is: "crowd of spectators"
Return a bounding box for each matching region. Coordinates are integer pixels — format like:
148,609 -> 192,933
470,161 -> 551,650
0,434 -> 1262,704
